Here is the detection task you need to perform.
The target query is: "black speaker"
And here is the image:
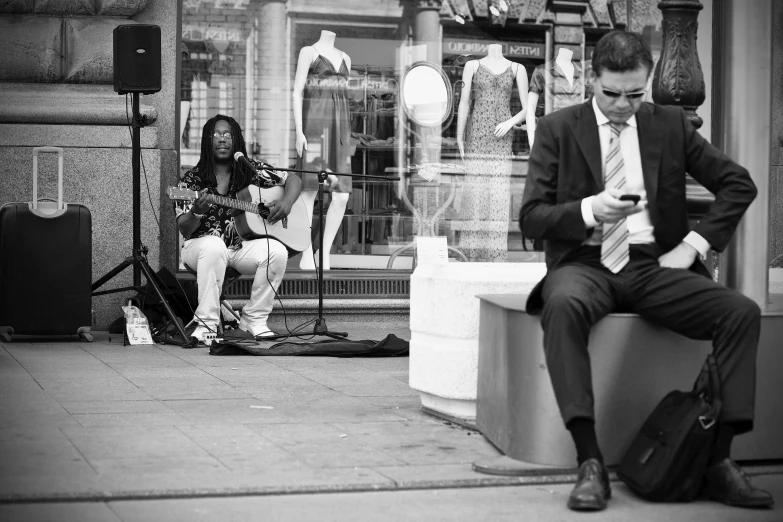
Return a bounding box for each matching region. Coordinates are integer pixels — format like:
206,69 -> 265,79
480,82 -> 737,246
113,24 -> 161,95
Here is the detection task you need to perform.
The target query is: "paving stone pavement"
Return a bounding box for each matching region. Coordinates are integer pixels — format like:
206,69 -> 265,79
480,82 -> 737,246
1,323 -> 781,521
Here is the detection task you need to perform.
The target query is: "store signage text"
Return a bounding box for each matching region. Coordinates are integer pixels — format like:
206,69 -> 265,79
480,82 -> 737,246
347,76 -> 398,94
444,39 -> 544,59
183,24 -> 242,42
183,0 -> 250,9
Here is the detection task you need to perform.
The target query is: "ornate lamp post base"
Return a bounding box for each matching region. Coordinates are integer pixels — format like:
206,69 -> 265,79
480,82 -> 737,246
652,0 -> 706,129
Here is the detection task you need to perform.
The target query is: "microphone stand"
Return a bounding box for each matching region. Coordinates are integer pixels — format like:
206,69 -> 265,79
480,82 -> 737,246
263,164 -> 398,340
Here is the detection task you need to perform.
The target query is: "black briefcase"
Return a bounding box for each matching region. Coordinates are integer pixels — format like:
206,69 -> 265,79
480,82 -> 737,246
617,355 -> 722,502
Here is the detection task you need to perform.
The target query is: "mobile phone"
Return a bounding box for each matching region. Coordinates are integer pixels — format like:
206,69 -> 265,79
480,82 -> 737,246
619,194 -> 641,204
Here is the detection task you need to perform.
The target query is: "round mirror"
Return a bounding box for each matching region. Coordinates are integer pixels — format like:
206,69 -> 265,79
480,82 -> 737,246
401,62 -> 452,127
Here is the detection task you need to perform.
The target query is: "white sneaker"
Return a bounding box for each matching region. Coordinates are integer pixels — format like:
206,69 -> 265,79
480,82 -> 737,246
238,322 -> 274,339
188,325 -> 218,346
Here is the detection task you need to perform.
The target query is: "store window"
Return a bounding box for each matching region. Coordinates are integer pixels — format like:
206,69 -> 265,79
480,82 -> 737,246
177,2 -> 693,274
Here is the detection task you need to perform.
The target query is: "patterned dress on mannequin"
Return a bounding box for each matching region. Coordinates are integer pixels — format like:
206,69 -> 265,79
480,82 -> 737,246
460,63 -> 517,261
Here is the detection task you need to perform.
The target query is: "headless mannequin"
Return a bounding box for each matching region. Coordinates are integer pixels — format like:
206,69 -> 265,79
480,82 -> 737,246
556,47 -> 576,86
526,47 -> 575,149
293,30 -> 351,270
456,44 -> 528,160
455,44 -> 528,262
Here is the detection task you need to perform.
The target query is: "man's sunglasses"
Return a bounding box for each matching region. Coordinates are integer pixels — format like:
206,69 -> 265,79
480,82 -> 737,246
601,88 -> 646,100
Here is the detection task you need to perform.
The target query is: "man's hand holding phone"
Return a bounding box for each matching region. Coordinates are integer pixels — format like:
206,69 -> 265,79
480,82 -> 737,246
592,188 -> 645,223
618,194 -> 641,204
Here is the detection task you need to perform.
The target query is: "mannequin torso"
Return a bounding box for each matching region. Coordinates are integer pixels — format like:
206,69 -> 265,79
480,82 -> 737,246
455,43 -> 529,262
476,44 -> 513,75
526,48 -> 587,149
456,43 -> 528,159
291,29 -> 353,270
292,30 -> 352,159
555,47 -> 575,87
309,30 -> 347,72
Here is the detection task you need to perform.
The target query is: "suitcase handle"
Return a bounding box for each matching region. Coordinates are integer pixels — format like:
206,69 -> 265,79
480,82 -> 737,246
32,147 -> 64,211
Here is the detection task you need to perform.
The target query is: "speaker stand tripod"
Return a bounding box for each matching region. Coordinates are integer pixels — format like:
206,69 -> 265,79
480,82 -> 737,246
92,93 -> 192,347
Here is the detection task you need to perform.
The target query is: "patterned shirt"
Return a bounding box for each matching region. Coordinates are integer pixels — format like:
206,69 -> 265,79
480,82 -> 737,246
173,164 -> 282,250
529,61 -> 592,117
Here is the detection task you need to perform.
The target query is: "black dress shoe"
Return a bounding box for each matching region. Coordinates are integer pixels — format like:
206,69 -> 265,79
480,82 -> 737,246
702,458 -> 774,508
568,458 -> 611,511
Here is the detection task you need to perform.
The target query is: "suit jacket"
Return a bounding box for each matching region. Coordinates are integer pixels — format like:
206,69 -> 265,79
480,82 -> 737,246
520,101 -> 757,313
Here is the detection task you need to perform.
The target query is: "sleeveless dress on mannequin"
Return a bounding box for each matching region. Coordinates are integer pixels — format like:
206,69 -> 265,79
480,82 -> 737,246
296,48 -> 353,193
460,63 -> 517,261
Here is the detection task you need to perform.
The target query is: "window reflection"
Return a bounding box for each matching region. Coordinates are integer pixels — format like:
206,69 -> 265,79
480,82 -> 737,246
177,3 -> 703,270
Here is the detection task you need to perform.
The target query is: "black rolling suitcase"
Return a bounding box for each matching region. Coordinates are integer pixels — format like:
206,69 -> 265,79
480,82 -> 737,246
0,147 -> 93,342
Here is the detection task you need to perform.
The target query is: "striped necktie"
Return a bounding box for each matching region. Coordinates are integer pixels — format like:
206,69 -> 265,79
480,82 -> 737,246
601,122 -> 630,273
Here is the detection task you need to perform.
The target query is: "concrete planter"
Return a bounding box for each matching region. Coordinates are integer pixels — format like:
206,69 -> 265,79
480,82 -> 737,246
409,262 -> 547,422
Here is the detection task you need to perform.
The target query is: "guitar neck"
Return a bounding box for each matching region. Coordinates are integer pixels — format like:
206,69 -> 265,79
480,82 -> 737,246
205,193 -> 257,214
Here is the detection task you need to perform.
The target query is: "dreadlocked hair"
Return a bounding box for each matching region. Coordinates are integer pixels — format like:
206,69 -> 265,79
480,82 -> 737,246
195,114 -> 255,190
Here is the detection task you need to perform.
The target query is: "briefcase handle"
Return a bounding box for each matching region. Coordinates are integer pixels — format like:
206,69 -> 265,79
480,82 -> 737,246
32,147 -> 64,211
694,354 -> 722,411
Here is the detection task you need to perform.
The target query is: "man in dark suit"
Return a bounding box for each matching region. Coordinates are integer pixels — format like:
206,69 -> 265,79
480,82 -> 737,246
520,31 -> 773,512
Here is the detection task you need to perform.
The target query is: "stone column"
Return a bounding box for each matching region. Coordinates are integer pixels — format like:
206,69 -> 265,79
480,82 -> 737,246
715,0 -> 772,308
651,0 -> 706,129
548,0 -> 588,114
413,0 -> 443,161
414,0 -> 442,64
410,0 -> 443,233
549,0 -> 589,60
256,0 -> 288,165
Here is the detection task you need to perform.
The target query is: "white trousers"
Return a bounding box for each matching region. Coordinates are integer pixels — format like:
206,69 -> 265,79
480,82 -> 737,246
180,235 -> 288,336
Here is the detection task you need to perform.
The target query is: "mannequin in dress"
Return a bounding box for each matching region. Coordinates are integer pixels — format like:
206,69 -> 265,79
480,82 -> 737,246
456,44 -> 528,159
526,47 -> 589,149
455,43 -> 528,261
292,30 -> 352,270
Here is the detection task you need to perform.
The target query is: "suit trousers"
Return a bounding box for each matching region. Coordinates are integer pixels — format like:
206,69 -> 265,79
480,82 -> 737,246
540,244 -> 760,433
181,235 -> 288,336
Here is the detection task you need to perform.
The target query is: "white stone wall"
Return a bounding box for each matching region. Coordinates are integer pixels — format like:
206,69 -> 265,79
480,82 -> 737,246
0,0 -> 177,329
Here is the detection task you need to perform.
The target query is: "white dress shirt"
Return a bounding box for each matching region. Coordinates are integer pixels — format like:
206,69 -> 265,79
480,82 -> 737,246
581,98 -> 711,257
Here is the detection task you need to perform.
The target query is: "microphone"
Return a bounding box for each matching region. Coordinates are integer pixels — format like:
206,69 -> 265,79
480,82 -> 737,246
234,152 -> 286,184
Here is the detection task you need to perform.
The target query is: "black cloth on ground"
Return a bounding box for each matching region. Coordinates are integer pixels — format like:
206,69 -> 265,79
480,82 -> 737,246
209,334 -> 409,357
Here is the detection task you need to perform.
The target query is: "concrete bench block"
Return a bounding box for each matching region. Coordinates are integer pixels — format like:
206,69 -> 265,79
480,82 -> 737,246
0,16 -> 62,82
409,263 -> 547,422
476,293 -> 783,467
64,17 -> 122,83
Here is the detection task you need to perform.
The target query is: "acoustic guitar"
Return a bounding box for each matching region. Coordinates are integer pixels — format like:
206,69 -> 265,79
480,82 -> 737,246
167,185 -> 311,254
